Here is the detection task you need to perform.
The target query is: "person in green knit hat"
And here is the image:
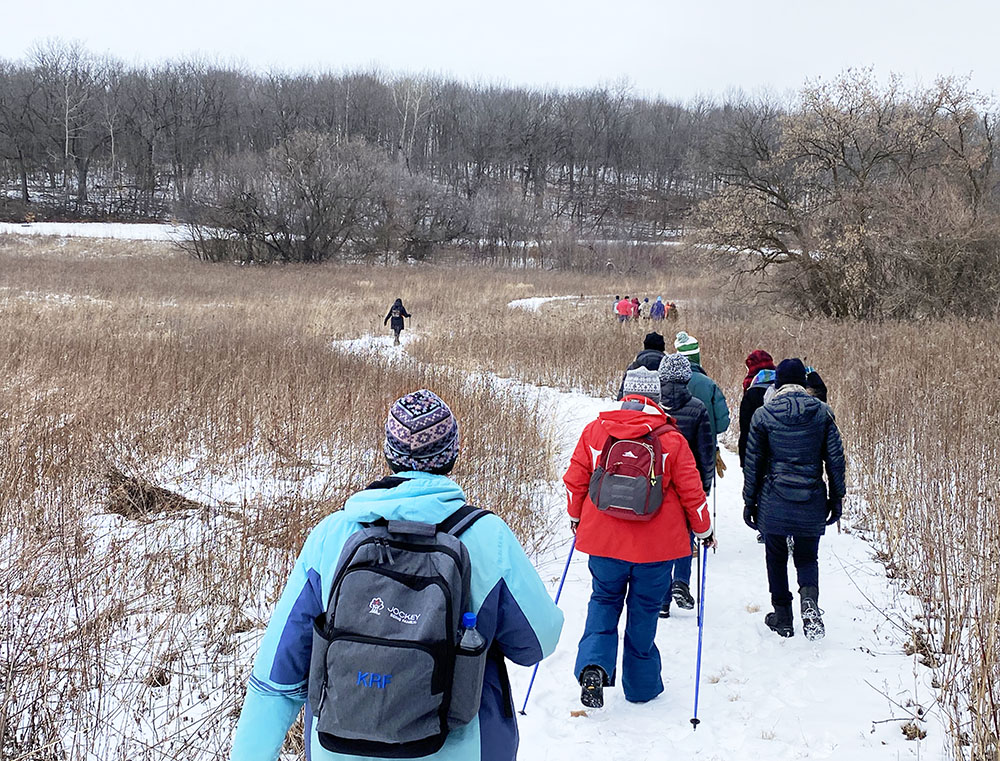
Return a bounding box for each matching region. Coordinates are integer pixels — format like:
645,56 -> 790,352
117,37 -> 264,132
674,331 -> 730,482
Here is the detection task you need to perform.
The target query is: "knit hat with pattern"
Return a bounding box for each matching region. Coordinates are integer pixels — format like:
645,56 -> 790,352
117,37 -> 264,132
384,389 -> 460,472
659,353 -> 693,384
622,367 -> 661,403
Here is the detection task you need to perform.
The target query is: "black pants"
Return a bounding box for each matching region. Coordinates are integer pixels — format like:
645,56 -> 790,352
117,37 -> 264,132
764,533 -> 820,607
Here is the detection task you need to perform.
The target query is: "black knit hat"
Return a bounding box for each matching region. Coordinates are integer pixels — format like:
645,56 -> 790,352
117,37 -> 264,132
643,332 -> 665,352
775,358 -> 808,389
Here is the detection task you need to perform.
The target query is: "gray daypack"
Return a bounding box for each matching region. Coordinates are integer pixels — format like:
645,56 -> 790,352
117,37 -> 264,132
308,492 -> 491,758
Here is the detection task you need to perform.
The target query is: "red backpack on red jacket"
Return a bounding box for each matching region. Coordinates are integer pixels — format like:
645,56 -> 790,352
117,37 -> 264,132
588,412 -> 677,521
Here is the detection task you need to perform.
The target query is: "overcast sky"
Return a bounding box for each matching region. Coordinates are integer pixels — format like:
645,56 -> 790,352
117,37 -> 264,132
4,0 -> 997,101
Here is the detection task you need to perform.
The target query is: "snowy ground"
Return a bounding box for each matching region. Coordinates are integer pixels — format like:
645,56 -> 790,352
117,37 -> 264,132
343,327 -> 946,761
0,221 -> 189,241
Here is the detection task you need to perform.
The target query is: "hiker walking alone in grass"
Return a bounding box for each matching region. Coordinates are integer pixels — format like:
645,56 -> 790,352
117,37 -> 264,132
231,390 -> 563,761
656,354 -> 714,618
564,370 -> 714,708
742,359 -> 846,641
383,297 -> 411,345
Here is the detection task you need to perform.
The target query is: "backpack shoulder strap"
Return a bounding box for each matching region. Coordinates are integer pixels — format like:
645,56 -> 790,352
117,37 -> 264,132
439,504 -> 493,536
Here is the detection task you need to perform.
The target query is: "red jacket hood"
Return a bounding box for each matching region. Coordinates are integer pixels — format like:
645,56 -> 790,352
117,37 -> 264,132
597,406 -> 671,439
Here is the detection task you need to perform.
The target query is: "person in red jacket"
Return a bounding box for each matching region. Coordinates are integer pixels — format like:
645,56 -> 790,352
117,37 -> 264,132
565,388 -> 715,709
615,296 -> 633,322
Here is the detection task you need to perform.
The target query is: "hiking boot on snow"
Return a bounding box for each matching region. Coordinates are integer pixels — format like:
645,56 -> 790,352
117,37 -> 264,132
659,601 -> 671,618
671,581 -> 695,610
580,666 -> 606,708
764,605 -> 794,638
800,586 -> 825,641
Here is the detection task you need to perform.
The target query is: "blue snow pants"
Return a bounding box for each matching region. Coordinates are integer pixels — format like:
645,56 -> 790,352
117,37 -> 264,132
662,532 -> 695,606
574,555 -> 672,703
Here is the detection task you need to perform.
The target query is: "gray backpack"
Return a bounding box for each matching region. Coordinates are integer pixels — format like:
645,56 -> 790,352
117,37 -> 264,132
308,499 -> 491,758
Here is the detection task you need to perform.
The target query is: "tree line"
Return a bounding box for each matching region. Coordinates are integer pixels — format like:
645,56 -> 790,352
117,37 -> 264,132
1,41 -> 999,318
0,40 -> 715,236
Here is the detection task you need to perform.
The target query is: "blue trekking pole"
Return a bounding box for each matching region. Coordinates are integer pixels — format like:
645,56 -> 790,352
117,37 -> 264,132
690,545 -> 709,730
519,536 -> 576,715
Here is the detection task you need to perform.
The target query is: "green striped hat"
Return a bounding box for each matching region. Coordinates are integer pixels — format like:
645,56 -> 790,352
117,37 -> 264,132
674,331 -> 700,358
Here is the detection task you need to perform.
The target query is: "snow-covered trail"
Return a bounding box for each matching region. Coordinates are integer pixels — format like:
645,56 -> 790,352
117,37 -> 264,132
336,328 -> 943,760
511,438 -> 938,760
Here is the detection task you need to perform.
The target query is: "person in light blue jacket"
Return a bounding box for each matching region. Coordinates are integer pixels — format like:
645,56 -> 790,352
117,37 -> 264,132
231,389 -> 564,761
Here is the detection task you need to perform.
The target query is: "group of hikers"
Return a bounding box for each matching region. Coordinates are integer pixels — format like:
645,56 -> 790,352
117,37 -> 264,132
231,327 -> 845,761
614,295 -> 678,322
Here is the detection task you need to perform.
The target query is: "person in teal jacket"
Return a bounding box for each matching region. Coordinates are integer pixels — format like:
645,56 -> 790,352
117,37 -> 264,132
674,332 -> 730,482
230,390 -> 564,761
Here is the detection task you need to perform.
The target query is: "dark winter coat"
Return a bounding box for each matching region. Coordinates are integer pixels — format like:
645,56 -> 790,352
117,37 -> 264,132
660,380 -> 714,494
739,369 -> 776,469
615,349 -> 665,400
687,363 -> 730,440
383,299 -> 411,332
742,385 -> 846,537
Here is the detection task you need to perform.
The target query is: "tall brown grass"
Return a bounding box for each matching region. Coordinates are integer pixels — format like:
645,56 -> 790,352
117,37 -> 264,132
413,285 -> 1000,761
1,234 -> 996,760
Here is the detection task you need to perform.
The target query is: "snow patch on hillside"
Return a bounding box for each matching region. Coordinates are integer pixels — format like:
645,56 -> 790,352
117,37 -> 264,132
0,221 -> 189,241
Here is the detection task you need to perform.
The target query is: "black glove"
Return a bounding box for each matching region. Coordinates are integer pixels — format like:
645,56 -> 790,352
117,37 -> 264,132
701,530 -> 717,549
743,503 -> 757,530
570,518 -> 580,535
825,498 -> 843,526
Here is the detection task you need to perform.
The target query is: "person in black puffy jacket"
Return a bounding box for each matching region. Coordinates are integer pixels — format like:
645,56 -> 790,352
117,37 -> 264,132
738,368 -> 776,469
656,353 -> 714,616
615,332 -> 666,400
742,358 -> 846,641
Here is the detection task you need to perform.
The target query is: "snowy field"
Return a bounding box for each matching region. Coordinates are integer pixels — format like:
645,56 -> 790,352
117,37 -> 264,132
0,221 -> 189,241
336,327 -> 944,761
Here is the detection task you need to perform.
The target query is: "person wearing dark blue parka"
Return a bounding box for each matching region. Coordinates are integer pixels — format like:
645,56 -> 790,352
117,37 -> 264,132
742,358 -> 846,641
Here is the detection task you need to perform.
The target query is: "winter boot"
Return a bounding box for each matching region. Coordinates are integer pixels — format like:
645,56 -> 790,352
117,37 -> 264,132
764,605 -> 794,638
671,581 -> 695,610
580,666 -> 606,708
659,601 -> 671,618
800,586 -> 825,641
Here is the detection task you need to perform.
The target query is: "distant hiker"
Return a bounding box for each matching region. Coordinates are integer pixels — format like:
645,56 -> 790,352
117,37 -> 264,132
231,390 -> 564,761
650,297 -> 666,321
616,332 -> 666,400
616,296 -> 633,322
383,297 -> 412,346
674,332 -> 730,480
639,297 -> 650,319
738,350 -> 777,469
742,359 -> 846,641
630,296 -> 641,319
656,354 -> 714,617
666,302 -> 679,322
565,383 -> 714,708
